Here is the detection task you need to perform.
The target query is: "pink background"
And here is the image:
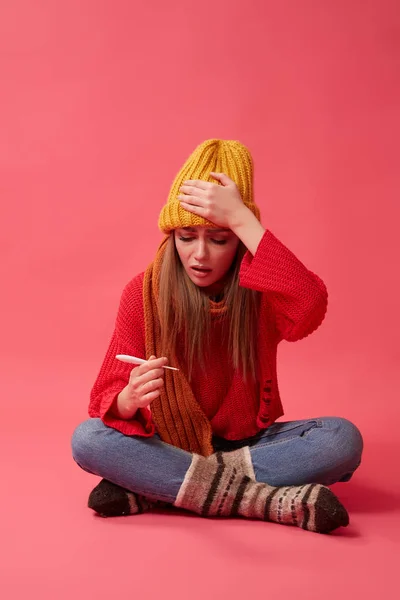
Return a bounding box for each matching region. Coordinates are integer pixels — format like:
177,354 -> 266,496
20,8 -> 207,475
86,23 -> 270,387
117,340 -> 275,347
1,1 -> 399,598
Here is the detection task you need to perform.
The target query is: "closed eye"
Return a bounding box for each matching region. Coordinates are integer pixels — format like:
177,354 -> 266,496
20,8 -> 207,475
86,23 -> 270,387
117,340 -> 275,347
178,236 -> 227,245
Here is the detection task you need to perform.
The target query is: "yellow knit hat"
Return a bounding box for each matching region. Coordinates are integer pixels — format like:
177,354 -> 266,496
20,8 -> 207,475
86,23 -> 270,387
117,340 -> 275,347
158,139 -> 261,233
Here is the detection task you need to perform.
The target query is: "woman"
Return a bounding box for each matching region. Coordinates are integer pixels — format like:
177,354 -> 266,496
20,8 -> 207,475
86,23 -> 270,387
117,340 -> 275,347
71,139 -> 363,534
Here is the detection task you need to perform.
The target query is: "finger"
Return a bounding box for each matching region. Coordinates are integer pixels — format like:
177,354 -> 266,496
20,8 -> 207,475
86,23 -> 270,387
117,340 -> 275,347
178,186 -> 206,198
141,356 -> 168,371
182,179 -> 211,190
139,389 -> 162,407
209,172 -> 231,186
179,201 -> 208,218
136,354 -> 157,373
135,368 -> 165,386
140,377 -> 164,395
147,355 -> 168,363
177,195 -> 205,207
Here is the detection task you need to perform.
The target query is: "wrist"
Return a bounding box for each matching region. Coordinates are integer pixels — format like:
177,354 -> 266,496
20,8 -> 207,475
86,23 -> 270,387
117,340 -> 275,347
228,204 -> 251,231
229,205 -> 265,256
112,388 -> 137,420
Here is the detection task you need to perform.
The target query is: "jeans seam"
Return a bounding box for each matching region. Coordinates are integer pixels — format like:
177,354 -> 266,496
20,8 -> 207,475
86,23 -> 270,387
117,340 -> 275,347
262,419 -> 322,437
216,422 -> 321,450
250,435 -> 301,449
250,422 -> 321,449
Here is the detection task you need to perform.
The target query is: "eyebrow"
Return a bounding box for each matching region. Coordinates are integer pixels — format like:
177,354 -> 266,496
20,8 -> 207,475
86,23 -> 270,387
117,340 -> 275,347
182,227 -> 231,233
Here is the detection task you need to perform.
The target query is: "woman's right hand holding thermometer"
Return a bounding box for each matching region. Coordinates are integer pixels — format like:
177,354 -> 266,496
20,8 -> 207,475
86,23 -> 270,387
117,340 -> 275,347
112,355 -> 168,419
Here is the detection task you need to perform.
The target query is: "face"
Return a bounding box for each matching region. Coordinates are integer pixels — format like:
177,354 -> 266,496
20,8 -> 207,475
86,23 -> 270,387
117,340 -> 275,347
174,226 -> 240,294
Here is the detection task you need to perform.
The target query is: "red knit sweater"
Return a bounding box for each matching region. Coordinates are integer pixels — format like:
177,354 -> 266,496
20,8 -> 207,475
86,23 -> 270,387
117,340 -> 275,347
88,229 -> 328,441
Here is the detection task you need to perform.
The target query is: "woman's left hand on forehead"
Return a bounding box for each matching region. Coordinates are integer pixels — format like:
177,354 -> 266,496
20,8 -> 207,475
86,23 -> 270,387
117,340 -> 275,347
177,172 -> 247,229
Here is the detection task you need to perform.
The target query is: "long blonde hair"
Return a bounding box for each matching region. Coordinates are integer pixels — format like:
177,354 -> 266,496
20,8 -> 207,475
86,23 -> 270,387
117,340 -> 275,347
158,233 -> 261,383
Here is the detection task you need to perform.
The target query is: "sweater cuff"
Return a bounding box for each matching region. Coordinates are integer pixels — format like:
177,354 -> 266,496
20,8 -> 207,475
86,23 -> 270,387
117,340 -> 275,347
239,228 -> 320,293
239,229 -> 286,290
100,390 -> 155,437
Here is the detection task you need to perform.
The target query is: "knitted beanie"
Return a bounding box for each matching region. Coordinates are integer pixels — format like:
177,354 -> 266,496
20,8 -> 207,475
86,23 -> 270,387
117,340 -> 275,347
158,139 -> 261,233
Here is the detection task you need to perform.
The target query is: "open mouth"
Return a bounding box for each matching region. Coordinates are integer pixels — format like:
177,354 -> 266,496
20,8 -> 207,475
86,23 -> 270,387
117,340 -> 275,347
190,266 -> 212,277
191,266 -> 211,272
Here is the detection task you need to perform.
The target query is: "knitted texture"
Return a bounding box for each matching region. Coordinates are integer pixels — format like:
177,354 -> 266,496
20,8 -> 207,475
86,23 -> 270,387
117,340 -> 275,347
88,230 -> 328,446
143,235 -> 217,456
88,479 -> 155,517
158,139 -> 261,233
174,448 -> 349,533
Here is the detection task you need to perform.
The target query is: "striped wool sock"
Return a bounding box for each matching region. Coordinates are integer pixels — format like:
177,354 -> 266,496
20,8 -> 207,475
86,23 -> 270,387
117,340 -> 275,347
174,448 -> 349,534
88,479 -> 157,517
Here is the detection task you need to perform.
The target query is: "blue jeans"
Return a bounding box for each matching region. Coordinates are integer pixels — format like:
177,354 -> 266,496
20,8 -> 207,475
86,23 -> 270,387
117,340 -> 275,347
71,416 -> 363,504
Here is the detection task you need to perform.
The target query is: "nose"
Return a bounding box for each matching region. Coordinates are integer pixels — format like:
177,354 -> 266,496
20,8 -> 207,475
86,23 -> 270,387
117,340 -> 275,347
193,239 -> 209,261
